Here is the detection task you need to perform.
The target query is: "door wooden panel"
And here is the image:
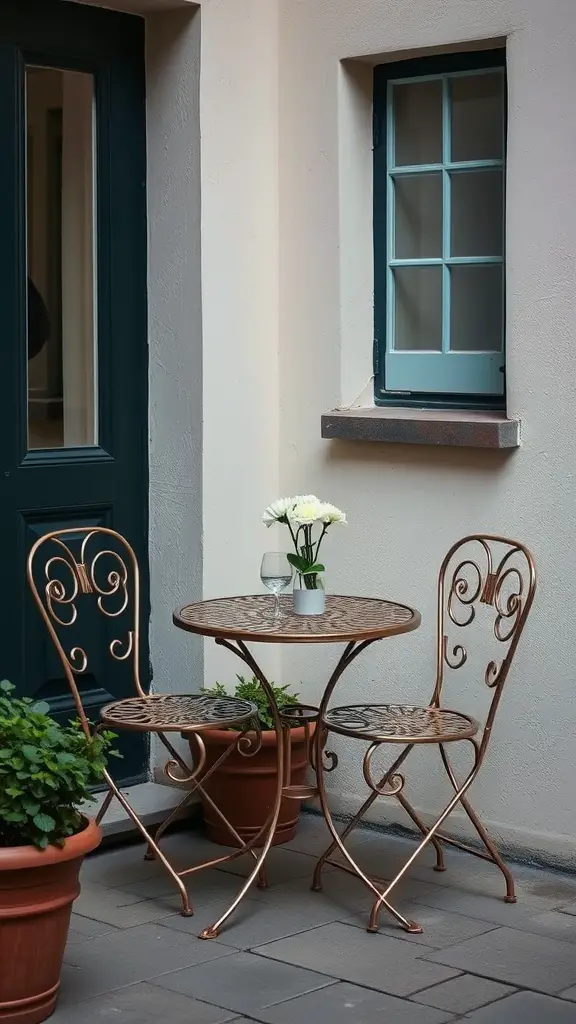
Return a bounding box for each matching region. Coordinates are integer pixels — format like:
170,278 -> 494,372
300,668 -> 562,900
0,1 -> 149,785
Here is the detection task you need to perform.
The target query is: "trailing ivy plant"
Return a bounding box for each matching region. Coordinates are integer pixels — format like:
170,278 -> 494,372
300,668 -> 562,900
205,675 -> 300,731
0,680 -> 117,850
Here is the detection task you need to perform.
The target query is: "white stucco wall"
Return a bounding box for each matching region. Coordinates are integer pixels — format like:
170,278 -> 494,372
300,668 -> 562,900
275,0 -> 576,863
84,0 -> 576,862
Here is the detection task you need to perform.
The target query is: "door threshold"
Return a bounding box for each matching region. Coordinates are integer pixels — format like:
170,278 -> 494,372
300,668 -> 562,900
82,781 -> 197,841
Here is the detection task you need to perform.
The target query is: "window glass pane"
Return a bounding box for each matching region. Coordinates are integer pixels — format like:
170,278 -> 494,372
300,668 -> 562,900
451,169 -> 503,257
451,72 -> 504,162
394,266 -> 442,351
393,80 -> 442,166
450,264 -> 503,351
394,174 -> 442,259
26,66 -> 97,450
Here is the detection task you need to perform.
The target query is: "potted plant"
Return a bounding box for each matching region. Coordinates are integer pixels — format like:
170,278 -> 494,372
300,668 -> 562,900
262,494 -> 347,615
0,681 -> 116,1024
188,676 -> 314,847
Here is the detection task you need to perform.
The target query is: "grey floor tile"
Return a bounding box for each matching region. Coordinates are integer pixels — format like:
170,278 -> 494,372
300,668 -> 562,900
82,843 -> 160,886
424,926 -> 576,994
252,980 -> 453,1024
114,866 -> 252,909
253,922 -> 460,997
559,984 -> 576,1001
459,990 -> 576,1022
342,899 -> 498,948
272,865 -> 438,921
62,922 -> 234,1000
52,980 -> 237,1022
503,908 -> 576,943
411,974 -> 516,1013
73,881 -> 180,927
162,893 -> 338,948
416,885 -> 557,928
283,813 -> 335,856
66,913 -> 119,945
151,950 -> 334,1014
556,900 -> 576,916
217,846 -> 320,885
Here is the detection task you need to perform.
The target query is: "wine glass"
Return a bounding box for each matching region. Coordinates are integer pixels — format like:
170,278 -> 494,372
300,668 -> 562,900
260,552 -> 293,619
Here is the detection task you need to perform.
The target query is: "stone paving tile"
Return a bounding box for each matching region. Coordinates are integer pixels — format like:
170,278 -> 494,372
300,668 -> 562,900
424,926 -> 576,994
52,981 -> 238,1022
62,923 -> 235,1001
162,893 -> 339,948
251,980 -> 453,1024
151,951 -> 335,1014
66,912 -> 119,945
341,899 -> 499,948
415,884 -> 564,928
216,846 -> 323,884
253,921 -> 461,997
270,865 -> 439,919
114,866 -> 255,909
458,990 -> 576,1022
82,842 -> 161,886
410,974 -> 516,1014
559,984 -> 576,1001
72,880 -> 181,928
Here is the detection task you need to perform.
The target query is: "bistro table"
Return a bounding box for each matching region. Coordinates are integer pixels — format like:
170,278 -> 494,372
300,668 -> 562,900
173,593 -> 420,938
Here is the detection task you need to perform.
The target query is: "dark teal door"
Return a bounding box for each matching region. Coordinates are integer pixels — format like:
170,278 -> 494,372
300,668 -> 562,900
0,0 -> 149,784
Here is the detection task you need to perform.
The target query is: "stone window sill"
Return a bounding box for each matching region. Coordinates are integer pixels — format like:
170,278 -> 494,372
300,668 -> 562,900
321,408 -> 520,449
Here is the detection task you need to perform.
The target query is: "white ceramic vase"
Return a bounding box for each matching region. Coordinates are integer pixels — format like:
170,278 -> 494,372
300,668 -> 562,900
293,581 -> 326,616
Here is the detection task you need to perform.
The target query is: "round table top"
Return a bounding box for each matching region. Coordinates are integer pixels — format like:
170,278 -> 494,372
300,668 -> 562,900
173,594 -> 420,645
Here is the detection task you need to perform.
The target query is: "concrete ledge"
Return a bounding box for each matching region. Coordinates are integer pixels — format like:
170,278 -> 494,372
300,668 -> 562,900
321,407 -> 520,449
82,782 -> 193,840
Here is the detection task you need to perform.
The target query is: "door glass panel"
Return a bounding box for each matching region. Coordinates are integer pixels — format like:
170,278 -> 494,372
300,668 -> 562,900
393,80 -> 442,167
393,265 -> 442,351
450,264 -> 503,352
26,66 -> 97,450
394,174 -> 442,259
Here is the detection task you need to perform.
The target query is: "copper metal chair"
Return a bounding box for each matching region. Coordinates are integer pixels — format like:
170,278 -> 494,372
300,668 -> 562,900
27,527 -> 270,919
312,534 -> 536,935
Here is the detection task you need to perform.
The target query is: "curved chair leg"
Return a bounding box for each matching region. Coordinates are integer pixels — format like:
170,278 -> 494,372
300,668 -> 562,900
439,744 -> 515,902
101,769 -> 194,917
369,745 -> 479,933
396,791 -> 446,872
313,739 -> 422,934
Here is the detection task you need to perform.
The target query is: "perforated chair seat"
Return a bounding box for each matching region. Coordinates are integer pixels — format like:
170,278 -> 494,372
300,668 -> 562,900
100,692 -> 257,733
323,703 -> 478,744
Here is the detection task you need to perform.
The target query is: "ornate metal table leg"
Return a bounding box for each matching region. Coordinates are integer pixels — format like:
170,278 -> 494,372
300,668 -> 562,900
197,638 -> 287,939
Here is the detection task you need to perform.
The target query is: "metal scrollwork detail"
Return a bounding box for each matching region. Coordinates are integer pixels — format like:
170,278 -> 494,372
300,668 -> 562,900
447,558 -> 484,628
237,718 -> 263,758
69,646 -> 88,674
110,631 -> 134,662
494,565 -> 523,643
87,544 -> 130,618
45,554 -> 79,627
363,743 -> 405,796
443,636 -> 468,670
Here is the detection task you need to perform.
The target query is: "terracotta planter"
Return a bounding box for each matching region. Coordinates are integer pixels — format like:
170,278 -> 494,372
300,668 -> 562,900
189,724 -> 314,847
0,818 -> 102,1024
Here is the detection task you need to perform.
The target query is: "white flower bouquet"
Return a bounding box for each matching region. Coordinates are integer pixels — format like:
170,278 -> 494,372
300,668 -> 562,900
262,494 -> 346,592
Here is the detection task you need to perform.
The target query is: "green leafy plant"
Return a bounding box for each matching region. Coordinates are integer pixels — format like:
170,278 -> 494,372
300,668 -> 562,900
205,675 -> 300,731
0,680 -> 117,850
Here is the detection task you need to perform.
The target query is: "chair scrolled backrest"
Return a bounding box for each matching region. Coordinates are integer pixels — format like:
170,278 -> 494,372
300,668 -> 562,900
432,534 -> 536,741
27,527 -> 145,737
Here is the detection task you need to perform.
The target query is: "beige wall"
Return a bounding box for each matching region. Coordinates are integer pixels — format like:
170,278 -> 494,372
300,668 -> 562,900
84,0 -> 576,862
276,0 -> 576,863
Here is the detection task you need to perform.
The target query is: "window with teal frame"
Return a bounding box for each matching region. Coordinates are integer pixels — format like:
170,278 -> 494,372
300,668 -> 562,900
373,50 -> 506,407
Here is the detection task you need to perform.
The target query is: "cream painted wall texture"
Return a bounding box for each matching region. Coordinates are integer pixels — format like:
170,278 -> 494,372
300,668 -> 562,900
276,0 -> 576,861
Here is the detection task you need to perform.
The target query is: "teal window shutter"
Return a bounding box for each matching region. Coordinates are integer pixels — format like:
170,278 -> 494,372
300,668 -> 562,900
373,50 -> 506,406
